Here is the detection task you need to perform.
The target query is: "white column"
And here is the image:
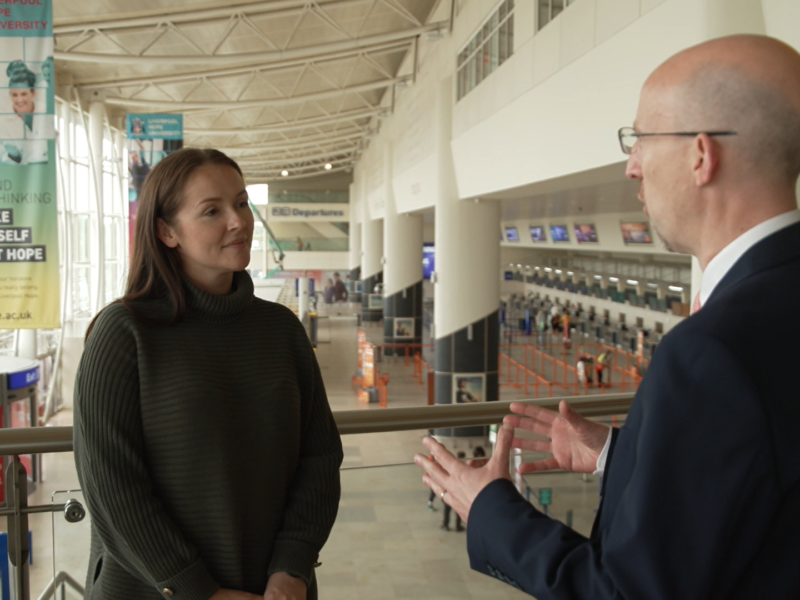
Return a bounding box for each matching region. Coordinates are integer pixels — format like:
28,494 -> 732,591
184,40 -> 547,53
361,202 -> 383,282
383,141 -> 422,297
349,181 -> 361,273
298,277 -> 310,323
88,101 -> 106,313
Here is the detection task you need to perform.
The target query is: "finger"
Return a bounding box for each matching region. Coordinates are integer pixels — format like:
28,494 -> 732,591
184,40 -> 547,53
422,436 -> 464,474
423,474 -> 450,506
414,453 -> 451,482
492,424 -> 514,473
517,457 -> 560,473
510,402 -> 558,424
510,438 -> 552,453
504,414 -> 553,438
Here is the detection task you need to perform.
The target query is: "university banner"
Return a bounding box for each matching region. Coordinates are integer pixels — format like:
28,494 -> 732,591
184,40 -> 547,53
127,114 -> 182,244
0,0 -> 58,329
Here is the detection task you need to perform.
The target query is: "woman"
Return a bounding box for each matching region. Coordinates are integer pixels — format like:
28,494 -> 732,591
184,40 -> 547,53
74,148 -> 343,600
1,61 -> 50,164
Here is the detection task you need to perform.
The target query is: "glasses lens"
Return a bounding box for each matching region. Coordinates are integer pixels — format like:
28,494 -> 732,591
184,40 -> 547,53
619,128 -> 636,154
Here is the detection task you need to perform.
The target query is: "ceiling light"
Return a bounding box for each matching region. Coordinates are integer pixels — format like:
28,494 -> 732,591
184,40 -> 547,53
534,267 -> 540,270
324,163 -> 332,170
627,279 -> 639,285
567,271 -> 574,276
609,277 -> 619,282
544,268 -> 553,273
647,283 -> 658,288
668,285 -> 684,292
555,269 -> 562,274
281,170 -> 288,177
426,29 -> 444,41
593,275 -> 602,280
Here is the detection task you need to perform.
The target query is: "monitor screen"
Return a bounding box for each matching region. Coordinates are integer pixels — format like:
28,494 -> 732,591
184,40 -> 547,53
550,225 -> 570,242
505,227 -> 519,242
574,223 -> 599,243
529,226 -> 546,242
422,243 -> 435,280
620,221 -> 653,244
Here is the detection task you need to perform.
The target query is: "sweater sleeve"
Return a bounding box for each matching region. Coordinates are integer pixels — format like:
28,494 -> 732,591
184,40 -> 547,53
267,318 -> 343,585
73,306 -> 220,600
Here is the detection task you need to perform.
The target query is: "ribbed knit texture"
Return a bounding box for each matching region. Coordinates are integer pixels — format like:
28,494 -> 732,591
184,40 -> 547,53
73,271 -> 343,600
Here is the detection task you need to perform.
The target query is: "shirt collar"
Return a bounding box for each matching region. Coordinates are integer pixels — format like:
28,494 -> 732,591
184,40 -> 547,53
700,209 -> 800,306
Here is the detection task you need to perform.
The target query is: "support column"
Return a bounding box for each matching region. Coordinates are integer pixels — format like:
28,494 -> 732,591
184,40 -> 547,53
361,193 -> 383,322
88,101 -> 105,313
433,77 -> 500,446
348,180 -> 362,303
382,142 -> 423,356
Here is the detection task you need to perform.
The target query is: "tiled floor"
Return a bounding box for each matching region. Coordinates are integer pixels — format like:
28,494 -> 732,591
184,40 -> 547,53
8,311 -> 606,599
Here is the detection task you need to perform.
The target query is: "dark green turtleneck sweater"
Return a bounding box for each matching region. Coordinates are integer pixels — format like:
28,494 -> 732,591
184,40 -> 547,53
74,272 -> 343,600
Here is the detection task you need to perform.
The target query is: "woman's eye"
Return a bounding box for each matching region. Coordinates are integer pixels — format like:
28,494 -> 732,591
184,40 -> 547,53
204,209 -> 217,216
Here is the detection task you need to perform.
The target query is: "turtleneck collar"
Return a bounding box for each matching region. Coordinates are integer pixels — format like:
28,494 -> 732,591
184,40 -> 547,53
183,271 -> 254,321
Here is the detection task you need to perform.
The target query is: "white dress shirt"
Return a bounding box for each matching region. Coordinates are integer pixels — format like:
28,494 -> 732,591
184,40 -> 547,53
593,208 -> 800,477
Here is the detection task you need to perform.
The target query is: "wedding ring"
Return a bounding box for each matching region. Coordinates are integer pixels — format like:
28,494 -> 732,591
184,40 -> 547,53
440,490 -> 447,500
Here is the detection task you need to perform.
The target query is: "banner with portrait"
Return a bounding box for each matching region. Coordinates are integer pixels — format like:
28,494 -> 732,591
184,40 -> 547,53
0,0 -> 59,328
126,114 -> 183,245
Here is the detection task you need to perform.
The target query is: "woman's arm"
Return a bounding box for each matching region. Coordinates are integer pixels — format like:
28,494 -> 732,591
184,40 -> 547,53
266,318 -> 343,588
74,306 -> 220,600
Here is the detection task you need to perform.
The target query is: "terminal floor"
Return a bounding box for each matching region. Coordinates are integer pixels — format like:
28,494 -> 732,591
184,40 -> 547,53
11,314 -> 605,600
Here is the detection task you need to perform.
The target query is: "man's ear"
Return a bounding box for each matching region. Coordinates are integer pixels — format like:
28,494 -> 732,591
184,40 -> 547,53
691,133 -> 720,187
156,218 -> 179,248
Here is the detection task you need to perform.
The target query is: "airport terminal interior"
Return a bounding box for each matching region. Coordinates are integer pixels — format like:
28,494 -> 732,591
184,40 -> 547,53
0,0 -> 798,598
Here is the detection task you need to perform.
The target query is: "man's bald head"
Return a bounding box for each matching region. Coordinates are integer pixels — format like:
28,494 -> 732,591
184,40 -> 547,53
645,35 -> 800,185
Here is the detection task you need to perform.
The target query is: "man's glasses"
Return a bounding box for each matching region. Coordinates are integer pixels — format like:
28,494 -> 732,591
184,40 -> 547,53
618,127 -> 737,155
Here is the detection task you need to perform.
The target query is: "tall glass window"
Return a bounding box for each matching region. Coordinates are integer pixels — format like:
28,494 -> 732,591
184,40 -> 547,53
456,0 -> 514,101
537,0 -> 578,31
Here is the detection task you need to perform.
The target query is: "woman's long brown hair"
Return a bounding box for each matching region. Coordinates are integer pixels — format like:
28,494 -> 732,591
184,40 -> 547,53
86,148 -> 243,340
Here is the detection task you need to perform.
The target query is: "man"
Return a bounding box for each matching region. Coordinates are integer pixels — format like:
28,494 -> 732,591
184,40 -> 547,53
416,35 -> 800,599
332,272 -> 348,302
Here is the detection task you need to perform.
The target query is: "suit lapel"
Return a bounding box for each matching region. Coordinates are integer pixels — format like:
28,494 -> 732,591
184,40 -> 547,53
706,221 -> 800,307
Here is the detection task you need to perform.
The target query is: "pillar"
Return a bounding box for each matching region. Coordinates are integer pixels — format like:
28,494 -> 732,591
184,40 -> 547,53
382,142 -> 423,356
348,180 -> 362,303
361,190 -> 383,322
433,76 -> 500,445
88,101 -> 106,313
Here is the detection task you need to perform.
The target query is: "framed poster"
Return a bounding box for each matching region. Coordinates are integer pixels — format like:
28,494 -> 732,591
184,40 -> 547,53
620,221 -> 653,244
550,225 -> 570,242
354,280 -> 364,293
530,226 -> 546,242
504,227 -> 519,242
452,373 -> 485,404
394,317 -> 414,339
368,293 -> 383,310
574,223 -> 599,243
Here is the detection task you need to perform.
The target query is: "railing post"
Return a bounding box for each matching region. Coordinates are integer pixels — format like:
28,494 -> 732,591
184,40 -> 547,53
7,456 -> 30,600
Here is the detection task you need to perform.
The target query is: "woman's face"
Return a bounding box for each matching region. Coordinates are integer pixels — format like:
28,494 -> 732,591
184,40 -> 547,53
9,88 -> 34,114
157,163 -> 253,293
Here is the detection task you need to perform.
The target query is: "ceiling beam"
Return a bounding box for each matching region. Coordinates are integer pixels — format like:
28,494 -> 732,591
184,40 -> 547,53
184,107 -> 380,135
77,40 -> 410,88
245,164 -> 352,183
105,78 -> 400,110
55,23 -> 442,65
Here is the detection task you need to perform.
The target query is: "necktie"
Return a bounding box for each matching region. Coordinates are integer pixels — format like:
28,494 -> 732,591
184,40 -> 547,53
691,293 -> 702,315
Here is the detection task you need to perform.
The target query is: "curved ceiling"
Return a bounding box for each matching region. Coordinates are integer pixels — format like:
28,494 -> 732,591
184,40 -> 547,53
54,0 -> 444,184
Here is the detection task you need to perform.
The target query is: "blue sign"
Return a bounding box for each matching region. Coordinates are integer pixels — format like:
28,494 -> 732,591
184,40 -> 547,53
7,367 -> 38,390
423,243 -> 435,280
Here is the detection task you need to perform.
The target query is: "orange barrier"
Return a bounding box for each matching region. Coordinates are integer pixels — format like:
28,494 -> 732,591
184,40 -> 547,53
499,353 -> 553,398
373,343 -> 434,367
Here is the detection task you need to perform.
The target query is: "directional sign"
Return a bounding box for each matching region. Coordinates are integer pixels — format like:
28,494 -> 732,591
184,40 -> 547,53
539,488 -> 552,507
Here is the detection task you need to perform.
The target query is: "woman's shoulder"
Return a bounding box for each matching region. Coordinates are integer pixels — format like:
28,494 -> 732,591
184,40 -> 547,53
88,298 -> 169,341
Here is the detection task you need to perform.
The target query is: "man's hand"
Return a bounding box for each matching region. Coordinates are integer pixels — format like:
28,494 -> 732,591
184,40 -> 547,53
209,590 -> 262,600
414,424 -> 514,524
263,572 -> 307,600
503,401 -> 610,474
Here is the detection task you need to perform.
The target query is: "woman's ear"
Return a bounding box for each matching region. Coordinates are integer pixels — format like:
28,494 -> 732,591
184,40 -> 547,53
157,218 -> 179,248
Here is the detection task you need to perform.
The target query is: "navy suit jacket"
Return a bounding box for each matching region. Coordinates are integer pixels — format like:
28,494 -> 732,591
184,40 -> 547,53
468,221 -> 800,599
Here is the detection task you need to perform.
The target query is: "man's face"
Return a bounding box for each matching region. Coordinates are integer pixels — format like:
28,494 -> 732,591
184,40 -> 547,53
625,82 -> 697,254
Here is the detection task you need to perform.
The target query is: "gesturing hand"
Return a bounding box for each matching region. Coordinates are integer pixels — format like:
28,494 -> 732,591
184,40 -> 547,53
263,572 -> 307,600
503,400 -> 610,474
414,424 -> 515,524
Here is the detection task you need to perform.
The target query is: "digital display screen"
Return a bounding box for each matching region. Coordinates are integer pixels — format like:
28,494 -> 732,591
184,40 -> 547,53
621,221 -> 653,244
423,243 -> 435,280
574,223 -> 599,243
529,226 -> 546,242
550,225 -> 570,242
505,227 -> 519,242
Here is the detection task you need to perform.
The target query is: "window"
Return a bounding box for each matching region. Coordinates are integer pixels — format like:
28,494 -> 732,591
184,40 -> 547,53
456,0 -> 514,101
537,0 -> 578,31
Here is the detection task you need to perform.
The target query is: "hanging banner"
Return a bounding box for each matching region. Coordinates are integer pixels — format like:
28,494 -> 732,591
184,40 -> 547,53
0,0 -> 59,329
126,114 -> 182,244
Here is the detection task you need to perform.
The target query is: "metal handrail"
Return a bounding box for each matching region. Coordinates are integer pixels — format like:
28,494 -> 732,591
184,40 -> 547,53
0,393 -> 635,455
37,571 -> 85,600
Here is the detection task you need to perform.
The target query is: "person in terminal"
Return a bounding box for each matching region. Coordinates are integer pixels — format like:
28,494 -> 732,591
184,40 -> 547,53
416,34 -> 800,598
74,148 -> 343,600
332,271 -> 348,302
